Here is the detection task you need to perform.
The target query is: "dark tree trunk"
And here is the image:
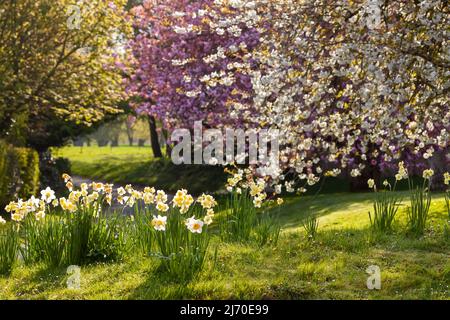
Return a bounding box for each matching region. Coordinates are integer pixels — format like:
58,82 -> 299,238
147,115 -> 163,158
163,129 -> 172,157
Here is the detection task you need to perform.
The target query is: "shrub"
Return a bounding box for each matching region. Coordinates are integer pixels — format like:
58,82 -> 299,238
14,147 -> 40,199
0,140 -> 40,209
39,151 -> 71,196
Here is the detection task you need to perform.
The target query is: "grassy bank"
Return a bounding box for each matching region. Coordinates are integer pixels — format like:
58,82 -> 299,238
53,146 -> 227,194
1,191 -> 448,299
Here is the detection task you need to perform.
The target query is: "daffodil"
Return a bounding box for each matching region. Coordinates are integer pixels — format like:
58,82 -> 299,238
11,212 -> 23,222
66,181 -> 73,191
144,187 -> 155,194
204,215 -> 213,225
4,202 -> 14,213
156,190 -> 168,203
186,216 -> 204,234
156,202 -> 169,212
277,198 -> 284,205
143,192 -> 155,204
92,182 -> 104,193
173,189 -> 188,208
151,215 -> 167,231
40,187 -> 56,204
62,173 -> 72,183
104,184 -> 114,194
117,187 -> 126,196
253,197 -> 263,208
423,169 -> 434,180
444,172 -> 450,185
197,194 -> 217,209
105,194 -> 112,206
35,210 -> 45,221
367,179 -> 375,189
0,216 -> 6,224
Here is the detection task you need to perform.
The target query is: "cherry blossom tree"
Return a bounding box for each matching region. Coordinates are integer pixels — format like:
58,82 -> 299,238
126,0 -> 261,133
217,0 -> 449,191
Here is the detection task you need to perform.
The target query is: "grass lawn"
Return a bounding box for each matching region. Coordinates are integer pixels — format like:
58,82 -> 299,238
1,191 -> 448,300
53,146 -> 227,195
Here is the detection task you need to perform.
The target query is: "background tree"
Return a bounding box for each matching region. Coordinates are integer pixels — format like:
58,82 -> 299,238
0,0 -> 132,151
126,0 -> 261,140
203,0 -> 449,190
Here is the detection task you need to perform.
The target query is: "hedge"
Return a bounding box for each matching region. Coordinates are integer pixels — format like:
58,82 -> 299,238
0,140 -> 40,209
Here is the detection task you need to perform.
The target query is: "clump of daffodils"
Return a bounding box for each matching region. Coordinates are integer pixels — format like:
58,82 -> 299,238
367,179 -> 376,189
147,189 -> 217,233
395,161 -> 409,181
172,189 -> 194,214
197,194 -> 217,210
4,174 -> 120,223
5,192 -> 48,222
444,172 -> 450,186
225,167 -> 283,209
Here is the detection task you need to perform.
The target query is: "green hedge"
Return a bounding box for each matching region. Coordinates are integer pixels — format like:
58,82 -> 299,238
0,140 -> 40,209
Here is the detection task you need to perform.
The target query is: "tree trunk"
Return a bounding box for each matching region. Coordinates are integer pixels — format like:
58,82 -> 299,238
148,115 -> 163,158
162,129 -> 172,157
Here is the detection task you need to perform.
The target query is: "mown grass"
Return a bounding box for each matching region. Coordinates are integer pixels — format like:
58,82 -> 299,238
53,146 -> 226,195
1,191 -> 448,300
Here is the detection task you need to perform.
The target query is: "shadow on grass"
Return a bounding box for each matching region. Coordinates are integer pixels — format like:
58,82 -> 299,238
4,264 -> 68,298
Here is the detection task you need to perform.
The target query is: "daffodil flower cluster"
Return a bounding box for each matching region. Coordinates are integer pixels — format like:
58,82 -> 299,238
4,173 -> 219,236
149,189 -> 218,233
4,174 -> 117,222
225,166 -> 284,208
